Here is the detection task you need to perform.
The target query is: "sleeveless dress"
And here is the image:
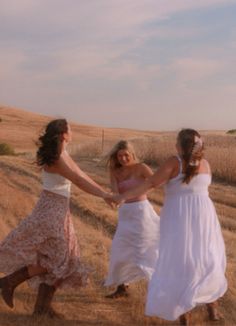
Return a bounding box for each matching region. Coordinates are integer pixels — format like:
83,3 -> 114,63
105,178 -> 160,286
145,156 -> 227,321
0,169 -> 88,289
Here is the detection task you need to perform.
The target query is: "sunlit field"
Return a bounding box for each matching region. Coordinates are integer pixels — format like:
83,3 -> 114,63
0,107 -> 235,325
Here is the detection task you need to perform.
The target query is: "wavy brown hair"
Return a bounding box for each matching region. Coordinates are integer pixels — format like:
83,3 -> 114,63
36,119 -> 68,166
107,140 -> 138,171
177,129 -> 204,184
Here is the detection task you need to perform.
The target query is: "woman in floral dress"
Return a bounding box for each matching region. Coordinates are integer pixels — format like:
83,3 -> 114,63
0,119 -> 109,318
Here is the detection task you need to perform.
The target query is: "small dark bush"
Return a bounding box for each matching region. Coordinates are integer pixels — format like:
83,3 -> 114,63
0,143 -> 15,155
227,129 -> 236,135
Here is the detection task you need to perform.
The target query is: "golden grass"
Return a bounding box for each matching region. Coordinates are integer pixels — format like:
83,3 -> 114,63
0,105 -> 161,153
73,132 -> 236,184
0,106 -> 235,325
0,154 -> 235,325
130,135 -> 236,184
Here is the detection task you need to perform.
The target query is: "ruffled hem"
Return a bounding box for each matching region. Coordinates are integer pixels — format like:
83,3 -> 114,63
0,191 -> 89,290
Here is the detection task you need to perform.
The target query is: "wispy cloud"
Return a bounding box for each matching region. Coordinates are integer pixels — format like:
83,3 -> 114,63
0,0 -> 235,129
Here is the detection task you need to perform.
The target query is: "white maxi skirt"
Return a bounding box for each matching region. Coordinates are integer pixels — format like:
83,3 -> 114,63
105,199 -> 160,286
145,194 -> 227,320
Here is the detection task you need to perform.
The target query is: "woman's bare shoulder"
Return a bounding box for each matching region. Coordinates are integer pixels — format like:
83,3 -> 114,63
45,154 -> 69,174
200,158 -> 211,173
136,162 -> 152,175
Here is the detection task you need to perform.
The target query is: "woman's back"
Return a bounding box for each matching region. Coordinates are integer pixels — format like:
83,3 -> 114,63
165,156 -> 211,197
146,156 -> 227,321
42,170 -> 71,198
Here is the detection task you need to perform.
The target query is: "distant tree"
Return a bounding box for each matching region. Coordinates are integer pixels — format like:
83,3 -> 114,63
0,143 -> 15,155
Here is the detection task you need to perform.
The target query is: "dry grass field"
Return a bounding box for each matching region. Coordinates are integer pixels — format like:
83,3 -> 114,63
0,106 -> 235,326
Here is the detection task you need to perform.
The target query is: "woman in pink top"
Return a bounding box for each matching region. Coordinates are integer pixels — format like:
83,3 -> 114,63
110,130 -> 227,324
104,140 -> 160,298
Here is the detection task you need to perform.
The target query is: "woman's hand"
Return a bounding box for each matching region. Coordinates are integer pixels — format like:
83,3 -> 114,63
104,192 -> 125,207
103,192 -> 124,208
103,192 -> 117,208
111,193 -> 124,206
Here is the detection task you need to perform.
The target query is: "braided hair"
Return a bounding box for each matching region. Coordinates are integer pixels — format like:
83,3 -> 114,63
36,119 -> 68,166
177,129 -> 204,184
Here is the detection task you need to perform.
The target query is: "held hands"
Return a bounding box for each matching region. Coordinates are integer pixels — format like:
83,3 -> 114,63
103,192 -> 124,208
111,193 -> 124,206
103,193 -> 115,208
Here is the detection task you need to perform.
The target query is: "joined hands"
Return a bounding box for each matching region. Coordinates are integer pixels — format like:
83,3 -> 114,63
103,192 -> 124,208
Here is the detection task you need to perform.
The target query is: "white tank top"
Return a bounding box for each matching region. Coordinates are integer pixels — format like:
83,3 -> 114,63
42,170 -> 71,198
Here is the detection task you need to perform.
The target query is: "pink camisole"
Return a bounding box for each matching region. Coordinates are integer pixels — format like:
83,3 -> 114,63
117,178 -> 147,203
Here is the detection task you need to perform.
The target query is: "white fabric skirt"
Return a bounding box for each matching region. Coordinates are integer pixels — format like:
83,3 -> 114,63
145,194 -> 227,321
105,200 -> 160,286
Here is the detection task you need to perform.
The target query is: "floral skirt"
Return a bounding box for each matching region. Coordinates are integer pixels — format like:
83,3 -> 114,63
0,190 -> 88,289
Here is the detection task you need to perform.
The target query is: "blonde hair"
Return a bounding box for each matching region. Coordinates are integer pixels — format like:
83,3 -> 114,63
107,140 -> 138,171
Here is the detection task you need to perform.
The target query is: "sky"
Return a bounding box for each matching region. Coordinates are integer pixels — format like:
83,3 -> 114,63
0,0 -> 236,131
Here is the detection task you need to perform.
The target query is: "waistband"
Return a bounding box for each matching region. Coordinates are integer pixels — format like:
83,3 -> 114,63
119,199 -> 150,208
42,189 -> 70,199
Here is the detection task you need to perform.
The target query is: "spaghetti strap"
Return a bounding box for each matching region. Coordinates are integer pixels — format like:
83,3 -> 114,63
176,155 -> 183,174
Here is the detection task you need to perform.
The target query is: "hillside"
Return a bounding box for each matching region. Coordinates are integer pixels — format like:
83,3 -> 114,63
0,106 -> 160,153
0,107 -> 235,325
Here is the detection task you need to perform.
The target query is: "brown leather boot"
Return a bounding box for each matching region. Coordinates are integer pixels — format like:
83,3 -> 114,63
105,284 -> 129,299
179,312 -> 191,325
207,301 -> 223,321
33,283 -> 63,319
0,266 -> 30,308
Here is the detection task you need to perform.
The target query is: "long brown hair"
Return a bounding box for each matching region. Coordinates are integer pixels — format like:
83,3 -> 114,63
177,129 -> 204,184
36,119 -> 68,166
107,140 -> 138,171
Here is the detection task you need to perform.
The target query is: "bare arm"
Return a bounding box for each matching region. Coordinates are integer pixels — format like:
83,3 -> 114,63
114,157 -> 177,203
110,170 -> 119,194
203,159 -> 212,175
54,155 -> 108,198
140,163 -> 154,178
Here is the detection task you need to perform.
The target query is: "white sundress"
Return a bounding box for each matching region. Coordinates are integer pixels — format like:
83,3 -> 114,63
105,178 -> 160,286
145,156 -> 227,321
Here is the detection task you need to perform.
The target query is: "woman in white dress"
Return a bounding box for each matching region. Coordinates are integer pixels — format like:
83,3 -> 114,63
104,140 -> 160,298
111,130 -> 227,324
0,119 -> 110,318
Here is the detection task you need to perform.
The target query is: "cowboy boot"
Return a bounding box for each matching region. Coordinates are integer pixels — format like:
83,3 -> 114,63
207,301 -> 224,321
179,312 -> 191,325
0,266 -> 30,308
33,283 -> 63,319
105,284 -> 129,299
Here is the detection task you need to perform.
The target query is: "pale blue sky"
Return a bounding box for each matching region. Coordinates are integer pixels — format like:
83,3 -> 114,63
1,0 -> 236,130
